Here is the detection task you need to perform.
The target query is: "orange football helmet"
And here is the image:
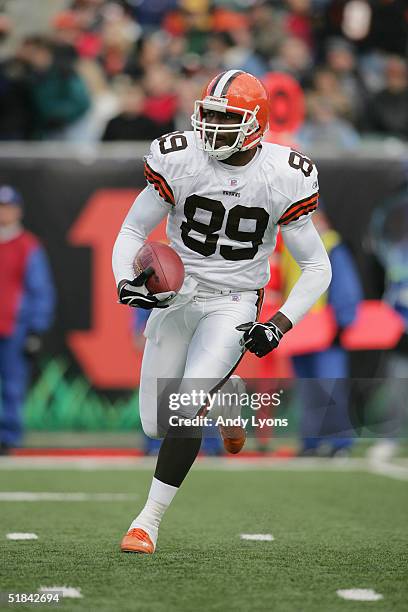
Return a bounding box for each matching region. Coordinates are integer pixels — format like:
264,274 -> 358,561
191,70 -> 269,160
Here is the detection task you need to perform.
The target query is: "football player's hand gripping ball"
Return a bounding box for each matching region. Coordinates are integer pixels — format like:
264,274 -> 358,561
118,267 -> 174,309
236,321 -> 283,358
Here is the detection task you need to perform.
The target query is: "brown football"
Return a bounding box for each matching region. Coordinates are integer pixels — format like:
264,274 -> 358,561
134,241 -> 185,295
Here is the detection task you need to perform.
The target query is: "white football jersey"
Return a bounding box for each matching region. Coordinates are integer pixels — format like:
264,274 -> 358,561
144,131 -> 319,291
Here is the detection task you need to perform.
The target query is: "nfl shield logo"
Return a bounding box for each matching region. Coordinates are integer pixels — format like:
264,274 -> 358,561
230,178 -> 238,187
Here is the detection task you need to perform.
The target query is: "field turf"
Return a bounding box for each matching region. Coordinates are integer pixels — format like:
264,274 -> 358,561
1,462 -> 407,612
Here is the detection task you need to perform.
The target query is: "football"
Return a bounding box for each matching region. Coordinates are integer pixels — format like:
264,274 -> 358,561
134,241 -> 185,294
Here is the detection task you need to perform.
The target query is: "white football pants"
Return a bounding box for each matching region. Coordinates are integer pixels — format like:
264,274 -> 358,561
139,281 -> 264,438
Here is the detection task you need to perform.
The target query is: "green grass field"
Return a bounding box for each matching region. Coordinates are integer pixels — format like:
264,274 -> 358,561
0,461 -> 407,612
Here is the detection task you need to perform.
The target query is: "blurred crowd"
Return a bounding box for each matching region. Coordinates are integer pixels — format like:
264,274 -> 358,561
0,0 -> 407,147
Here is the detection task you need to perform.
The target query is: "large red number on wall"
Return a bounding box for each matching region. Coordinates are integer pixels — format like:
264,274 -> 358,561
67,189 -> 166,388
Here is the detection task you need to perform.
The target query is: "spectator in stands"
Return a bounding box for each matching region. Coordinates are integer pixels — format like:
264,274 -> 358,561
296,93 -> 360,149
164,35 -> 194,76
270,37 -> 313,86
0,0 -> 407,144
51,11 -> 83,54
102,81 -> 161,141
142,66 -> 177,134
249,1 -> 285,61
325,37 -> 368,127
280,205 -> 363,456
0,186 -> 55,454
284,0 -> 314,49
368,56 -> 408,141
131,0 -> 178,32
0,21 -> 32,140
311,67 -> 353,120
173,77 -> 204,132
125,35 -> 165,81
99,3 -> 140,79
181,0 -> 213,55
205,31 -> 235,73
220,27 -> 268,77
75,58 -> 119,141
369,0 -> 408,56
18,36 -> 91,140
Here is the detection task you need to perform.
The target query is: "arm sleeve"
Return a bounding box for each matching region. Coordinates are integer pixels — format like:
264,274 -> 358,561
112,185 -> 170,286
24,246 -> 56,332
143,139 -> 176,207
279,217 -> 332,325
275,156 -> 319,226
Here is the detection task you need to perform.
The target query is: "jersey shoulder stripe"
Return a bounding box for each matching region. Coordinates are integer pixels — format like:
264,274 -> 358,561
278,192 -> 319,225
144,161 -> 175,206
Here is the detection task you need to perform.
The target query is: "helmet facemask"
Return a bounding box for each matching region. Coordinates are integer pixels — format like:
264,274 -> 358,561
191,98 -> 261,161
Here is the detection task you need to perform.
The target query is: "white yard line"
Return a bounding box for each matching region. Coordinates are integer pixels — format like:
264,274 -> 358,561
0,457 -> 150,470
0,492 -> 138,502
367,459 -> 408,481
0,456 -> 368,470
6,532 -> 38,540
337,589 -> 383,601
0,456 -> 408,480
240,533 -> 274,541
38,586 -> 82,599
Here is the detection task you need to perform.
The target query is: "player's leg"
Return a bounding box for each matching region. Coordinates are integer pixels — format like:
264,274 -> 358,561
138,306 -> 194,438
122,304 -> 198,553
180,298 -> 258,453
149,293 -> 260,537
122,292 -> 260,553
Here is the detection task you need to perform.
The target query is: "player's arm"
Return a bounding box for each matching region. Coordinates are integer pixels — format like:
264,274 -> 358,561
112,185 -> 172,309
277,216 -> 332,325
237,153 -> 331,357
237,218 -> 331,357
275,158 -> 331,328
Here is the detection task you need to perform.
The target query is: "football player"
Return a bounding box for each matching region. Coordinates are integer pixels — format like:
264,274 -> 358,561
112,70 -> 332,553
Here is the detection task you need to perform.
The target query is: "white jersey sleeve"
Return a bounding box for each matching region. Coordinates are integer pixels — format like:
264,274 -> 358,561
112,186 -> 169,286
143,131 -> 200,209
112,130 -> 206,287
279,217 -> 332,325
266,146 -> 319,227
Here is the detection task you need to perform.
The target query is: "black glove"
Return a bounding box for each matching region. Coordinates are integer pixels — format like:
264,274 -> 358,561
236,321 -> 283,358
24,332 -> 43,358
118,267 -> 174,310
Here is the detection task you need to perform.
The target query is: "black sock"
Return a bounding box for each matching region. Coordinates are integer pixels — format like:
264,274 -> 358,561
154,424 -> 202,488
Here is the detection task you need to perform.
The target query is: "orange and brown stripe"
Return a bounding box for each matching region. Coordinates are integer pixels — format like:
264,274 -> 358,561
278,192 -> 319,226
144,161 -> 175,206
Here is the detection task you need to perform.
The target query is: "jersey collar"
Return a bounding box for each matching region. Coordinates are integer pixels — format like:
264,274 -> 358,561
211,145 -> 263,173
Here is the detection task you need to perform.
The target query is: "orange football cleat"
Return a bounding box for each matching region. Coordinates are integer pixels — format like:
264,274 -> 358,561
219,424 -> 246,454
120,528 -> 155,554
